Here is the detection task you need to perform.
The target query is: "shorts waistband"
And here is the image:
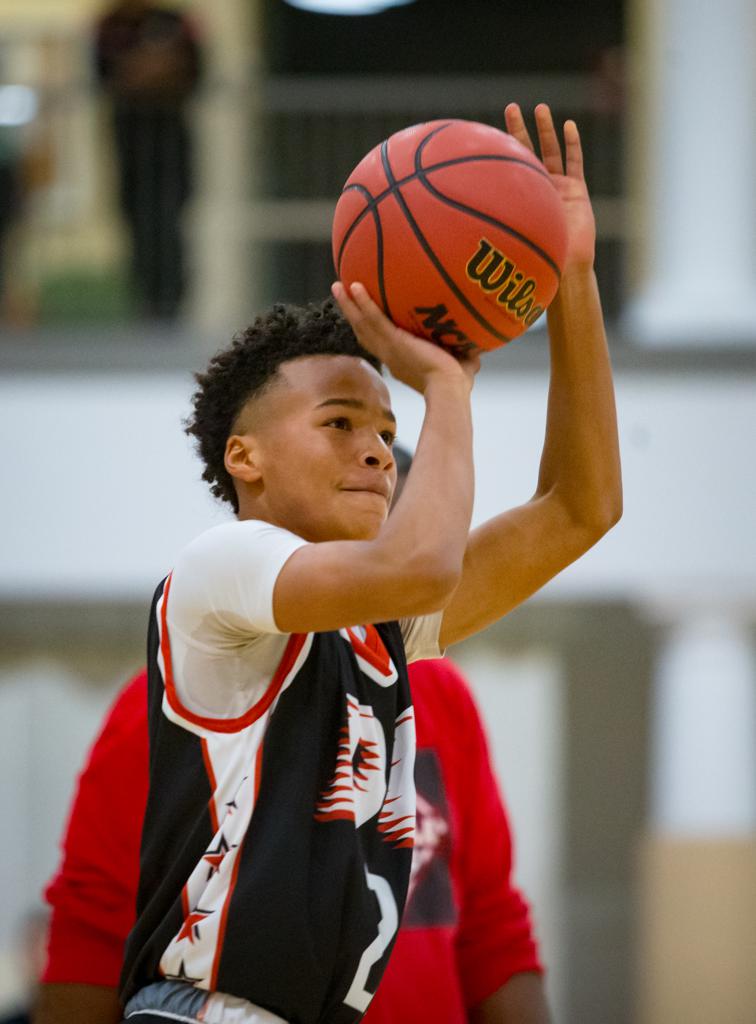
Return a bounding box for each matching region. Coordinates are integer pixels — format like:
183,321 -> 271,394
124,980 -> 289,1024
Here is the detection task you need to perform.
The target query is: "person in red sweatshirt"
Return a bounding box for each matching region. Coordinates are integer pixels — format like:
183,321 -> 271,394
38,655 -> 549,1024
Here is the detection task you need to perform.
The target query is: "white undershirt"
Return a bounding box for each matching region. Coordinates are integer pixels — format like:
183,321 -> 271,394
166,520 -> 442,720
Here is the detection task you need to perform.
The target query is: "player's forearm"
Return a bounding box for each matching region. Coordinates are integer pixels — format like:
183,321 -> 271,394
274,376 -> 474,632
469,972 -> 551,1024
537,266 -> 622,534
381,374 -> 474,588
34,983 -> 122,1024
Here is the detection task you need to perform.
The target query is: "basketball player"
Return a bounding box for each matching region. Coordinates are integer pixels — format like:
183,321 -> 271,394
44,103 -> 620,1024
37,448 -> 551,1024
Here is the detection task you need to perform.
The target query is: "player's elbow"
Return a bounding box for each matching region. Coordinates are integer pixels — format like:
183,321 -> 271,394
577,490 -> 623,544
426,562 -> 464,608
606,491 -> 623,530
596,483 -> 624,534
547,484 -> 622,555
400,555 -> 462,615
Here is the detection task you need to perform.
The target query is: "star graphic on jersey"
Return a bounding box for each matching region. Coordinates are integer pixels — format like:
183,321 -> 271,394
162,959 -> 204,985
203,833 -> 232,879
177,907 -> 213,945
224,774 -> 249,817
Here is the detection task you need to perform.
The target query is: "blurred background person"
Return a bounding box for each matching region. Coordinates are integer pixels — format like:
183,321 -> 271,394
0,69 -> 47,329
93,0 -> 202,321
0,116 -> 25,324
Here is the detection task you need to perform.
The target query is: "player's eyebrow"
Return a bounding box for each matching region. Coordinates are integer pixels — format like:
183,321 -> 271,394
316,398 -> 396,423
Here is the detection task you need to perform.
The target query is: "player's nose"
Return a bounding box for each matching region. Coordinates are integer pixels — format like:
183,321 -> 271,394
359,434 -> 394,470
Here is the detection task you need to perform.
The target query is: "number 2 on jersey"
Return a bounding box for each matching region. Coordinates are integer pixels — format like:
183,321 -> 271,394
343,870 -> 399,1013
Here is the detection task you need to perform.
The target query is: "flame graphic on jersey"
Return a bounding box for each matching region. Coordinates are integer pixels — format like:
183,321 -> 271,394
315,719 -> 357,823
377,709 -> 416,848
315,694 -> 387,826
377,798 -> 414,848
315,696 -> 416,849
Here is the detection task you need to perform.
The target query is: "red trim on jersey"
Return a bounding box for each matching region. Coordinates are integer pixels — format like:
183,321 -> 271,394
201,739 -> 220,833
346,625 -> 393,677
159,573 -> 307,733
253,744 -> 264,803
209,837 -> 245,990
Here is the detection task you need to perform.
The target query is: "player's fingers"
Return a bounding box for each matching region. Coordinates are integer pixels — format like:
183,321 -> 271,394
534,104 -> 565,176
332,281 -> 388,349
504,102 -> 534,153
563,119 -> 584,180
346,282 -> 389,333
331,281 -> 363,329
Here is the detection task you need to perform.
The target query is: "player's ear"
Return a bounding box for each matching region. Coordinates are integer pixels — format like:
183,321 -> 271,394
224,434 -> 263,486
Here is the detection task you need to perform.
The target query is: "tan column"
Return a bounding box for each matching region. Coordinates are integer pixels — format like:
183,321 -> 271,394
625,0 -> 756,344
187,0 -> 263,339
637,607 -> 756,1023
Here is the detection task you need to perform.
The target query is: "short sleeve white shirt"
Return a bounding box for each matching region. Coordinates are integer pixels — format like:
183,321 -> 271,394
166,520 -> 442,720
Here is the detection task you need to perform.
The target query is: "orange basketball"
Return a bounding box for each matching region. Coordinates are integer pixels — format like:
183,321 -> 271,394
332,119 -> 568,352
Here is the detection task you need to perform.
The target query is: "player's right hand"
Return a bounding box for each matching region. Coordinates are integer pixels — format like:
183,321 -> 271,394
332,281 -> 479,395
504,103 -> 596,274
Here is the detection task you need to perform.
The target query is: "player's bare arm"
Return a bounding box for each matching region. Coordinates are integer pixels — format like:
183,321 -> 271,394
470,972 -> 552,1024
438,103 -> 622,648
269,282 -> 478,633
34,982 -> 122,1024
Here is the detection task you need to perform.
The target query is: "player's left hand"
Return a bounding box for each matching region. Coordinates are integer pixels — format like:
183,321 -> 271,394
505,102 -> 596,273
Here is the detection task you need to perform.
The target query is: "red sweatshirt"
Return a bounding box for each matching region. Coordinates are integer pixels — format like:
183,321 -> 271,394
43,660 -> 541,1022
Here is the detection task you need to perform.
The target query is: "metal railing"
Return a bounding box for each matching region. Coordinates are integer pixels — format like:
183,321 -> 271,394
250,74 -> 624,316
0,71 -> 625,335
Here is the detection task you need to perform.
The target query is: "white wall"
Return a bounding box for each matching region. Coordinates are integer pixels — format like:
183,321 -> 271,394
1,368 -> 754,603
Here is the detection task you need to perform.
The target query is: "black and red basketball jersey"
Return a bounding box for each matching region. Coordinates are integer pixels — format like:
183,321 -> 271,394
120,576 -> 416,1024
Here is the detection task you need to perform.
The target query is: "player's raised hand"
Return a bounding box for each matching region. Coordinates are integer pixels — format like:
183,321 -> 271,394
332,281 -> 480,395
505,103 -> 596,272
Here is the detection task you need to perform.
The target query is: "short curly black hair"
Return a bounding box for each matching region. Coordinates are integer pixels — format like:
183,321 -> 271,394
185,298 -> 382,512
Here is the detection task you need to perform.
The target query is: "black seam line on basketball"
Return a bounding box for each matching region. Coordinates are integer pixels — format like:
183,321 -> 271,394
418,177 -> 563,281
335,122 -> 450,280
417,119 -> 455,149
414,130 -> 562,280
337,153 -> 550,276
379,139 -> 511,345
336,182 -> 391,319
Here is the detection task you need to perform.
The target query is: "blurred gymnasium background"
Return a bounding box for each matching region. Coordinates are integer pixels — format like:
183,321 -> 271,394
0,2 -> 754,1022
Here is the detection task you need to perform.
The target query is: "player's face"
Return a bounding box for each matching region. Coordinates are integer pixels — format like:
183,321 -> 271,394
239,355 -> 397,542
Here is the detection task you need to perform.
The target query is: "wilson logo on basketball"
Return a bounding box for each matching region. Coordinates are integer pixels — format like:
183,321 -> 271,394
466,238 -> 545,328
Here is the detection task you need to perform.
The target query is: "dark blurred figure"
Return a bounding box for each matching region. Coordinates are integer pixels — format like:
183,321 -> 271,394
0,909 -> 47,1024
94,1 -> 202,320
0,122 -> 25,322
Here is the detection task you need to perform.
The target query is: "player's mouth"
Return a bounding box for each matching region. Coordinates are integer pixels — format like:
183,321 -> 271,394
341,485 -> 390,502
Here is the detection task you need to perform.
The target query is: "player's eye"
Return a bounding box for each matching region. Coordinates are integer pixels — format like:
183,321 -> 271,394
380,430 -> 396,446
326,417 -> 351,431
